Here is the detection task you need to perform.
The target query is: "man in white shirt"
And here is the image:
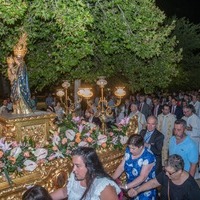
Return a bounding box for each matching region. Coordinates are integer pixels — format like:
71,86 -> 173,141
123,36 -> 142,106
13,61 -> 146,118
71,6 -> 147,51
182,104 -> 200,178
190,94 -> 200,118
183,104 -> 200,149
157,104 -> 176,165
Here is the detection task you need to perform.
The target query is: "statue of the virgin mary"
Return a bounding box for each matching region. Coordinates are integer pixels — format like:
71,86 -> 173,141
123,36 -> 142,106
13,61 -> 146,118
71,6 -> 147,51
7,33 -> 33,114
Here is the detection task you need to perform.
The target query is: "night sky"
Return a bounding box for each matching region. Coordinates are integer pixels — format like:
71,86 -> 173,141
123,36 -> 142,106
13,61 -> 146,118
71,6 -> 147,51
156,0 -> 200,24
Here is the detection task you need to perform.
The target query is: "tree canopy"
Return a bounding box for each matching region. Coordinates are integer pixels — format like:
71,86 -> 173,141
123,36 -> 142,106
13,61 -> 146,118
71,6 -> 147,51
0,0 -> 181,93
167,17 -> 200,91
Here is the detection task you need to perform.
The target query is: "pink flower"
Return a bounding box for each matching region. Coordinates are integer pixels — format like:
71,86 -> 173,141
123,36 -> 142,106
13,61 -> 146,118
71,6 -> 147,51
37,159 -> 46,165
118,117 -> 130,126
78,124 -> 84,133
23,151 -> 30,158
109,132 -> 114,137
68,142 -> 75,147
66,150 -> 72,155
81,119 -> 86,125
48,154 -> 57,161
61,138 -> 68,145
54,131 -> 59,136
118,119 -> 125,126
0,161 -> 5,168
52,146 -> 58,151
11,141 -> 18,147
72,116 -> 81,123
35,143 -> 43,148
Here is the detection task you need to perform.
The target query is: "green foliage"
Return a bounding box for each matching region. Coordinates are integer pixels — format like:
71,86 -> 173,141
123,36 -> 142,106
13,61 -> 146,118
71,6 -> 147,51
83,0 -> 181,92
166,17 -> 200,90
0,0 -> 181,93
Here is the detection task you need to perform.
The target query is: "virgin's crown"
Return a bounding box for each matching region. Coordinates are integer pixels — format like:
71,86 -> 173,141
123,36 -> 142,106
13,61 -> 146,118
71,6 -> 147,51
13,33 -> 28,57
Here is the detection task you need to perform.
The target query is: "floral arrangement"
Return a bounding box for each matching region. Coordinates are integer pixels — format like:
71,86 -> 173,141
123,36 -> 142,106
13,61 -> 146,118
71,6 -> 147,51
0,115 -> 130,185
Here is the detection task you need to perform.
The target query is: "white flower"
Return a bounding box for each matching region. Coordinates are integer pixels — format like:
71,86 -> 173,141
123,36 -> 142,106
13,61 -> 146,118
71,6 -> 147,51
120,136 -> 128,145
24,160 -> 38,171
86,122 -> 96,129
78,141 -> 89,147
0,138 -> 12,152
65,129 -> 76,141
52,135 -> 61,146
10,147 -> 22,158
33,148 -> 48,160
54,151 -> 65,158
111,136 -> 118,145
97,134 -> 107,145
49,151 -> 65,159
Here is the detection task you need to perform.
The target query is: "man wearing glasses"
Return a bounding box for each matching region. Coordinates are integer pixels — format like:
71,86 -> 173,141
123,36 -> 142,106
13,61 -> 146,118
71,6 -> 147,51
127,154 -> 200,199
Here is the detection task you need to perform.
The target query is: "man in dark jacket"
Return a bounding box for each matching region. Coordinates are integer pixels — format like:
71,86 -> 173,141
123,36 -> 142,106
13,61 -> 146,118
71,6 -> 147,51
140,115 -> 164,175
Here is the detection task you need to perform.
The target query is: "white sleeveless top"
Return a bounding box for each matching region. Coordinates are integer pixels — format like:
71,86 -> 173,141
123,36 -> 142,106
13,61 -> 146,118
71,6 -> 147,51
67,173 -> 121,200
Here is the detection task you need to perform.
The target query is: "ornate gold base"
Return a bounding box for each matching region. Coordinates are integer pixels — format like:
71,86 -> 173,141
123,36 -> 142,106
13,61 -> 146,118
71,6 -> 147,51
0,111 -> 56,144
0,148 -> 124,199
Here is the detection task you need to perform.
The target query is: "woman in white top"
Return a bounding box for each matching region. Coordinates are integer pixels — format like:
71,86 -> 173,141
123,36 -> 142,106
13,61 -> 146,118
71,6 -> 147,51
50,147 -> 120,200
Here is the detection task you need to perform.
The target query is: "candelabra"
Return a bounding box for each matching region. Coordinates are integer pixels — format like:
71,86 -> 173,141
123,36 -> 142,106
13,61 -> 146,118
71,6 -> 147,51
56,80 -> 81,114
78,76 -> 126,134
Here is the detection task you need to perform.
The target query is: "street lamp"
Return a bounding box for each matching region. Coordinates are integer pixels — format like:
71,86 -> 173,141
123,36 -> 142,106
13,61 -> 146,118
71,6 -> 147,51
56,80 -> 76,114
78,76 -> 126,133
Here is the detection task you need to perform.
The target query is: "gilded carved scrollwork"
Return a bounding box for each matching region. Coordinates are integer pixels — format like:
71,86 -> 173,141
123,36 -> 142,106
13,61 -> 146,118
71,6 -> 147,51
1,124 -> 16,142
126,115 -> 138,136
21,124 -> 46,144
0,112 -> 56,144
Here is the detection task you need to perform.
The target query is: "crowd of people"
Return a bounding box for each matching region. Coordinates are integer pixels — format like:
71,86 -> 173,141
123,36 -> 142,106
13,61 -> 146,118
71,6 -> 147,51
1,90 -> 200,199
22,145 -> 200,200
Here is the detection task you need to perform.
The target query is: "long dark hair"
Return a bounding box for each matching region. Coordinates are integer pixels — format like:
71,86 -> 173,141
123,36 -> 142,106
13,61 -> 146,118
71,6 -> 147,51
71,147 -> 112,200
22,185 -> 52,200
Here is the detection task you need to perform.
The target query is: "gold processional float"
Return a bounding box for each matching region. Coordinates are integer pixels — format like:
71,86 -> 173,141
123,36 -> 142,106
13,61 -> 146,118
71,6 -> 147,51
0,33 -> 138,199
